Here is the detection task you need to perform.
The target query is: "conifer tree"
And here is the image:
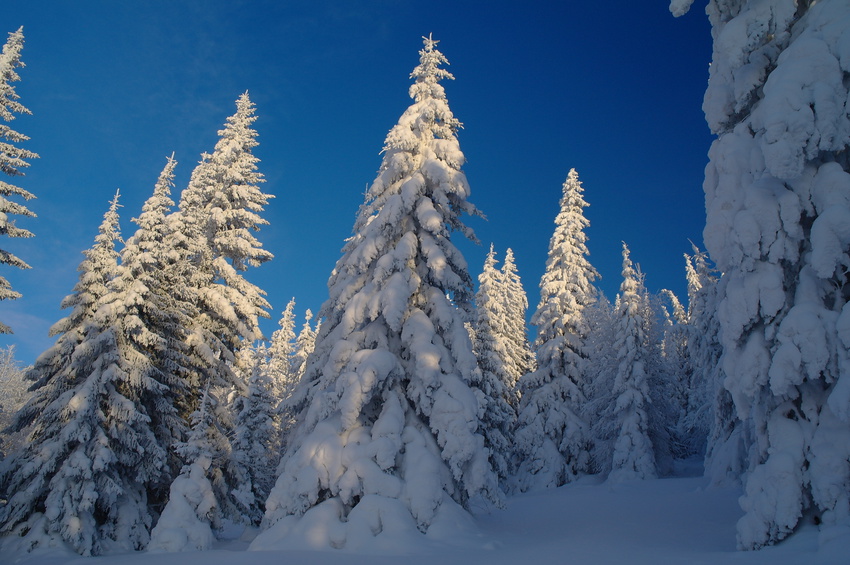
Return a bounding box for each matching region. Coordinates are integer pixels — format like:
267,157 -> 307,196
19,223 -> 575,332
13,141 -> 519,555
291,308 -> 318,382
513,169 -> 598,491
473,245 -> 517,483
173,92 -> 274,403
675,0 -> 850,548
255,36 -> 498,551
0,345 -> 27,457
102,157 -> 196,489
602,243 -> 657,482
681,246 -> 746,483
148,387 -> 220,552
0,27 -> 37,332
0,194 -> 164,555
230,341 -> 278,525
267,298 -> 297,401
500,248 -> 534,392
658,288 -> 693,459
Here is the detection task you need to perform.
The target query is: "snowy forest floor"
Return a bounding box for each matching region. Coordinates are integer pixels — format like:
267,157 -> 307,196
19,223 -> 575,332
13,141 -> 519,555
4,461 -> 848,565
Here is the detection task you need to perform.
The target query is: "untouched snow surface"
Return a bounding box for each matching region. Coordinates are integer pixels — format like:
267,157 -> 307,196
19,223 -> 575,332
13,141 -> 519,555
4,465 -> 847,564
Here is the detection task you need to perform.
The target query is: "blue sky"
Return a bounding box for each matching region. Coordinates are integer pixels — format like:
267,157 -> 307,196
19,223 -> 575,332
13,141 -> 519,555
1,1 -> 714,364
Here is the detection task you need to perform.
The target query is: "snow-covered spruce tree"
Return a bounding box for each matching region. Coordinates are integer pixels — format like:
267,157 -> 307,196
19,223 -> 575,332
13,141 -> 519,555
513,168 -> 599,492
99,157 -> 198,498
229,340 -> 279,525
0,193 -> 164,555
172,91 -> 273,407
658,288 -> 694,459
598,243 -> 657,482
673,0 -> 850,548
291,308 -> 318,382
254,36 -> 499,551
7,191 -> 121,425
148,387 -> 220,553
500,248 -> 535,392
267,298 -> 298,402
683,246 -> 748,484
472,245 -> 517,483
0,27 -> 37,333
169,94 -> 274,525
643,288 -> 676,476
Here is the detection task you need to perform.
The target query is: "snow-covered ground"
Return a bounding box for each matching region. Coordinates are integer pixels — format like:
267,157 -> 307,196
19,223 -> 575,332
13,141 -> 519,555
5,464 -> 847,565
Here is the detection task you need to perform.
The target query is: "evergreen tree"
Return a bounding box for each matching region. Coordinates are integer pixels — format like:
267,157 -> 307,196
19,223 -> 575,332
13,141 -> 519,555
17,191 -> 121,402
513,169 -> 599,491
676,0 -> 850,548
255,36 -> 498,551
682,246 -> 747,484
602,243 -> 657,482
267,298 -> 297,402
173,92 -> 274,403
500,248 -> 534,392
0,345 -> 27,457
583,292 -> 618,472
658,288 -> 694,461
473,245 -> 516,483
0,194 -> 164,555
230,340 -> 278,525
148,387 -> 220,552
102,157 -> 207,510
0,27 -> 37,332
290,308 -> 318,382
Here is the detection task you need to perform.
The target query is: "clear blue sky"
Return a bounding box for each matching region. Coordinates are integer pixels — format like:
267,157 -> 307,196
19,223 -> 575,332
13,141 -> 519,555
1,1 -> 714,365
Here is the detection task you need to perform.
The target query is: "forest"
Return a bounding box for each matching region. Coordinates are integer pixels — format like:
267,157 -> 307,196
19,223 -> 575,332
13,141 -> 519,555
1,1 -> 850,561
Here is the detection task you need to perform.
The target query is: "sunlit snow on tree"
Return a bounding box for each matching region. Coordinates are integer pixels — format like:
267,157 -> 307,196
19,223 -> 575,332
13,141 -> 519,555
0,27 -> 37,333
253,36 -> 499,551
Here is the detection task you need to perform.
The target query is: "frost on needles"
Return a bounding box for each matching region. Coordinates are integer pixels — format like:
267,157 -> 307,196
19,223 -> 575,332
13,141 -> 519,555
253,36 -> 500,551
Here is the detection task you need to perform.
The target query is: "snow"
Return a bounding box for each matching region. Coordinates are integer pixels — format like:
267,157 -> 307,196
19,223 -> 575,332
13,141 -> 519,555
5,469 -> 848,564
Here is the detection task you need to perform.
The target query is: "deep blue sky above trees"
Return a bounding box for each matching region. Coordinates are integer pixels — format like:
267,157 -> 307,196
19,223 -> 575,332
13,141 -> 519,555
1,1 -> 713,364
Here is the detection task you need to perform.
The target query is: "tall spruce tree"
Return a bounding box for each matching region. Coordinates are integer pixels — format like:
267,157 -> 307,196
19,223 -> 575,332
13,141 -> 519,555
674,0 -> 850,548
513,169 -> 599,492
255,36 -> 498,551
103,156 -> 195,492
0,193 -> 165,555
473,245 -> 517,483
0,27 -> 37,332
230,340 -> 279,525
173,92 -> 273,401
500,248 -> 534,391
603,243 -> 657,482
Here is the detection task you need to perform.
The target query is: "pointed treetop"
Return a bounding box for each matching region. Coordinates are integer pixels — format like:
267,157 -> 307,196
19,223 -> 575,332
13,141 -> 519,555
423,33 -> 439,51
410,34 -> 453,102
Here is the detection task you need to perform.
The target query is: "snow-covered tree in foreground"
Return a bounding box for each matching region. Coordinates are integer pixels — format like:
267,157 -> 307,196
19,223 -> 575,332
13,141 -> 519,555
0,27 -> 37,332
674,0 -> 850,549
254,36 -> 498,551
0,194 -> 163,556
513,169 -> 598,492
